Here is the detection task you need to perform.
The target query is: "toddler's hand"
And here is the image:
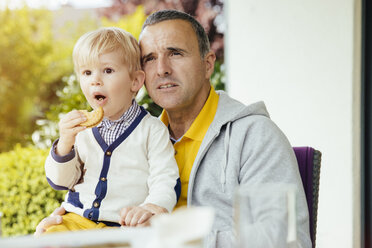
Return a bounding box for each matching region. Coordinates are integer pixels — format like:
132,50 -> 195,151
119,206 -> 153,227
34,206 -> 65,237
57,110 -> 87,156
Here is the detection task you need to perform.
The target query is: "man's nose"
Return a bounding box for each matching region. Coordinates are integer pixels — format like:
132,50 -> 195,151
157,57 -> 172,77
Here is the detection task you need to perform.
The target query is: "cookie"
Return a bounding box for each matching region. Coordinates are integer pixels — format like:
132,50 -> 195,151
79,107 -> 104,128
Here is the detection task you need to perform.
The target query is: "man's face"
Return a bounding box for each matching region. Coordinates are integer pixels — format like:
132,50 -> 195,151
139,19 -> 215,113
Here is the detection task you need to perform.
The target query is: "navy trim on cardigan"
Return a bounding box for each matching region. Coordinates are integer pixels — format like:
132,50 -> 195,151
83,209 -> 93,219
85,107 -> 148,221
51,139 -> 75,163
99,220 -> 121,227
67,191 -> 84,209
174,178 -> 181,202
81,210 -> 120,227
46,177 -> 69,190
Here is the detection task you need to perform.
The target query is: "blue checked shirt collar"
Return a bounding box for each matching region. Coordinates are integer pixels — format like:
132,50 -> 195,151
97,100 -> 141,146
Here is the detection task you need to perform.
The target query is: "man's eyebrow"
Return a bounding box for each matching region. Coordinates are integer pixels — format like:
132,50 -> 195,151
141,53 -> 153,62
167,47 -> 187,53
141,47 -> 189,62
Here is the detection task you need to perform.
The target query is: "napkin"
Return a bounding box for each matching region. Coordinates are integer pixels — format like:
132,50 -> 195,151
147,206 -> 215,248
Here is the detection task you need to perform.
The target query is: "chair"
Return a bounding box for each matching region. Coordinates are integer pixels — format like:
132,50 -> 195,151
293,147 -> 322,248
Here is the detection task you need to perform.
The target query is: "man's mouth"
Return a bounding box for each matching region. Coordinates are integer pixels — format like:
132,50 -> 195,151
158,83 -> 177,89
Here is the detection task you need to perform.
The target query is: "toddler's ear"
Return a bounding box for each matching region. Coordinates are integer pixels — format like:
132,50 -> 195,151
131,70 -> 145,93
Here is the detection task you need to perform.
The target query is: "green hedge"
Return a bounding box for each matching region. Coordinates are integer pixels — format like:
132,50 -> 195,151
0,145 -> 66,236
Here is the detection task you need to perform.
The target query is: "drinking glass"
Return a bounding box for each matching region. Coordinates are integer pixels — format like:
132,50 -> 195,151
234,184 -> 297,248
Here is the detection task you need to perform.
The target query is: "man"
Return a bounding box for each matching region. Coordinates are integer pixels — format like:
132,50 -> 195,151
36,9 -> 311,248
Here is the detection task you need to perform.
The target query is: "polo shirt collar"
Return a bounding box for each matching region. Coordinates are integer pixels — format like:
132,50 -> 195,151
160,86 -> 219,142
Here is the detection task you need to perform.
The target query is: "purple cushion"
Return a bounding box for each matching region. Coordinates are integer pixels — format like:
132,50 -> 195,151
293,147 -> 314,244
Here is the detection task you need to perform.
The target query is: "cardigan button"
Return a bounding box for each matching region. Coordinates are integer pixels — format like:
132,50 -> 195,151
101,177 -> 107,182
93,202 -> 100,208
106,151 -> 112,156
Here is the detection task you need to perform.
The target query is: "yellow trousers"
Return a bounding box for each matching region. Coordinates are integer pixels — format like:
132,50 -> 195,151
44,212 -> 117,234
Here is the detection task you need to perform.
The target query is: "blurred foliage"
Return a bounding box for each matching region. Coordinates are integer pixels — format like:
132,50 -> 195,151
211,60 -> 226,91
0,145 -> 66,236
101,5 -> 147,40
137,87 -> 163,117
32,75 -> 90,148
99,0 -> 225,59
0,6 -> 78,152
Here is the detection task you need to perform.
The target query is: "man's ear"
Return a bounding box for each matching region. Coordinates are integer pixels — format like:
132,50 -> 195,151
204,51 -> 216,79
131,70 -> 145,93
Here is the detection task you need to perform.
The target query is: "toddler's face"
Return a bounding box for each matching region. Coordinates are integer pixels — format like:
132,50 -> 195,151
78,51 -> 137,121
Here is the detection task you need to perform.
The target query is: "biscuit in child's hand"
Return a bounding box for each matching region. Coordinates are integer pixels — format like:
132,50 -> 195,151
79,107 -> 104,128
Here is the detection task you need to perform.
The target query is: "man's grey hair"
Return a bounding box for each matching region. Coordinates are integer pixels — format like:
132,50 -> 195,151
141,9 -> 210,58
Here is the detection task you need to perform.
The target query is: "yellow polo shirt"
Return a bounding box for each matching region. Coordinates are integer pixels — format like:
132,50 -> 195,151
160,86 -> 219,208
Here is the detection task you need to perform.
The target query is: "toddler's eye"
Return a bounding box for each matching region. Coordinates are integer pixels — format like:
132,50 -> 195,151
104,68 -> 113,74
83,70 -> 91,76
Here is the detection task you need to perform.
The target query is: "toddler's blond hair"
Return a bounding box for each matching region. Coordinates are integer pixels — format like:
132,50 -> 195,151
73,27 -> 141,78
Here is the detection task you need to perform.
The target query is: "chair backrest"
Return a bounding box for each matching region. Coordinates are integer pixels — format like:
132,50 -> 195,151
293,147 -> 322,248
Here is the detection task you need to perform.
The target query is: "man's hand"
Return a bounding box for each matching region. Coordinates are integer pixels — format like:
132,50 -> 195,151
119,203 -> 168,227
34,207 -> 65,237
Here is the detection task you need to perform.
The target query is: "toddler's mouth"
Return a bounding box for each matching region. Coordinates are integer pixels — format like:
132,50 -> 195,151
94,94 -> 106,101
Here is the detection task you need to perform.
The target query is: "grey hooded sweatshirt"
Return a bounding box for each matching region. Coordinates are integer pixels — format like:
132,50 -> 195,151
188,91 -> 311,248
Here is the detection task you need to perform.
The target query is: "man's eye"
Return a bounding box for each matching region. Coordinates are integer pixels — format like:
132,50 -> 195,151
171,51 -> 182,56
83,70 -> 91,76
143,57 -> 154,64
104,68 -> 113,74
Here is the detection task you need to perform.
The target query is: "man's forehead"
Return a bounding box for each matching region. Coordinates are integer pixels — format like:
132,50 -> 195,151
139,20 -> 196,52
141,20 -> 194,40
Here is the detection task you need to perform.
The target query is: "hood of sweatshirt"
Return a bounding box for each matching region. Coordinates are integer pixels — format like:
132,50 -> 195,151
211,90 -> 270,131
188,91 -> 272,196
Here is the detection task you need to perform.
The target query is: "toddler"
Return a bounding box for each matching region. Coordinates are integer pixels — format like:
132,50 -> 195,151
44,27 -> 180,233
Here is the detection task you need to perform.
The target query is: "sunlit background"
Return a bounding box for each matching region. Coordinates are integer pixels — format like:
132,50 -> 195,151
0,1 -> 361,247
0,0 -> 224,236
